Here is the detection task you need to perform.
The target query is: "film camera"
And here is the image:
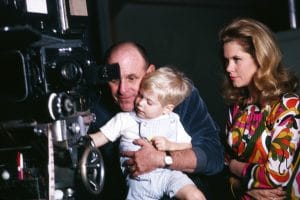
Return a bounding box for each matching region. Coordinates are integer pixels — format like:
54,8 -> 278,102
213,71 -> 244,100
0,0 -> 118,199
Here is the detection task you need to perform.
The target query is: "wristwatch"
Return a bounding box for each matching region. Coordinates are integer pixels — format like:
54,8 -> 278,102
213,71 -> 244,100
164,151 -> 173,167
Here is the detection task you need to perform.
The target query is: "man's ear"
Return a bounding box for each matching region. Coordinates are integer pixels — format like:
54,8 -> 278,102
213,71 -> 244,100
163,104 -> 175,114
146,64 -> 155,73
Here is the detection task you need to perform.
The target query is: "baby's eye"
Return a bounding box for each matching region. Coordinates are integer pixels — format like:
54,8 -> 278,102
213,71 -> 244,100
147,100 -> 153,106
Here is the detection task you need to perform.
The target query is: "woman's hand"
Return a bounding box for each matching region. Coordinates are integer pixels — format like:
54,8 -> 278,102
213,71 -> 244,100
228,159 -> 247,177
246,187 -> 286,200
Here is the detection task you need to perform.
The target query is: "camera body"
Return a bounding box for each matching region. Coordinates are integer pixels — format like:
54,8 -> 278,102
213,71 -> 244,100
0,0 -> 113,199
1,36 -> 87,120
0,32 -> 112,122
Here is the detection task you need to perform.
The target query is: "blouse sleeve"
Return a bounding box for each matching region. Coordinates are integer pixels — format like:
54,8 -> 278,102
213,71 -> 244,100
244,94 -> 300,189
225,105 -> 239,161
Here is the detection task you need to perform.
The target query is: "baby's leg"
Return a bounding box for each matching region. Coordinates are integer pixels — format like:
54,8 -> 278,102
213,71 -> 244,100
175,184 -> 206,200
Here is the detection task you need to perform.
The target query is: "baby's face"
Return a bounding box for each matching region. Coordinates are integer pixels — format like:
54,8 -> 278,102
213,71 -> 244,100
134,89 -> 165,119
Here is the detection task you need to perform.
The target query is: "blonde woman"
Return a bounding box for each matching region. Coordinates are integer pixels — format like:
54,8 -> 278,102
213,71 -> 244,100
219,18 -> 300,200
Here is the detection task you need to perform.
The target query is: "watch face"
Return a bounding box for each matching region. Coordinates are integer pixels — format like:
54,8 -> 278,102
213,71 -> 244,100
165,155 -> 173,165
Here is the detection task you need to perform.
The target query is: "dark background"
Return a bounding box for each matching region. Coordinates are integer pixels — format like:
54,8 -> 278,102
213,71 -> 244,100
92,0 -> 300,132
0,0 -> 298,141
89,2 -> 300,199
0,1 -> 300,199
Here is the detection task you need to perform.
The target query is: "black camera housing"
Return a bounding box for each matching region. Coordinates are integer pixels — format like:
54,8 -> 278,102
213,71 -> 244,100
0,0 -> 119,122
0,1 -> 112,198
0,27 -> 119,122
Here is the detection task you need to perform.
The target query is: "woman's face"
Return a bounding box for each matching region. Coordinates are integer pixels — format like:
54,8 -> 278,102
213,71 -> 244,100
223,40 -> 258,88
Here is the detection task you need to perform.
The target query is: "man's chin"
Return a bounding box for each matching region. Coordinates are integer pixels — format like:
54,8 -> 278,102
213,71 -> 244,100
119,104 -> 134,112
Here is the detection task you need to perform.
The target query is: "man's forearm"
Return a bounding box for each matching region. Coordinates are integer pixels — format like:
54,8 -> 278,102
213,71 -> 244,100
167,142 -> 192,151
168,149 -> 197,173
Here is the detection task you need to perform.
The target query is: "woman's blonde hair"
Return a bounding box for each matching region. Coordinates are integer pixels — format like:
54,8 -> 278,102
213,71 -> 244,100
140,66 -> 192,107
219,18 -> 299,105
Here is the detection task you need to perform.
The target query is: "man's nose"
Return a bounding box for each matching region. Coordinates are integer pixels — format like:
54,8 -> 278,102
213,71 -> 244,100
118,80 -> 128,94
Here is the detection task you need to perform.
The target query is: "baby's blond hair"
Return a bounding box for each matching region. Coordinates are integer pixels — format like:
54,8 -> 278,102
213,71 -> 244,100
140,66 -> 193,107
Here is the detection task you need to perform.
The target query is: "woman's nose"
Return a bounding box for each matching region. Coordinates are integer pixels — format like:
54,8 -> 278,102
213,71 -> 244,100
226,61 -> 235,73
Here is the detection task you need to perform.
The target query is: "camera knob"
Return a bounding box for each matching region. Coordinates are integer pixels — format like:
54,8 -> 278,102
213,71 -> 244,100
48,92 -> 75,120
63,97 -> 74,113
1,170 -> 10,180
69,122 -> 80,135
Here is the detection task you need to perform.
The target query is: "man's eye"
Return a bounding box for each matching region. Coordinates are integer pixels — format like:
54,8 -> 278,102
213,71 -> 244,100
127,75 -> 138,82
128,77 -> 135,81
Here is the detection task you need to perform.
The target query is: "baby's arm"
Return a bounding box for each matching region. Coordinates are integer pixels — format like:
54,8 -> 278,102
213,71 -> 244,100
151,136 -> 192,151
89,131 -> 109,147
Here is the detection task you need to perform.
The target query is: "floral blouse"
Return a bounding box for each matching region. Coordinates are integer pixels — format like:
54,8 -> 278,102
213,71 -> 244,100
226,93 -> 300,199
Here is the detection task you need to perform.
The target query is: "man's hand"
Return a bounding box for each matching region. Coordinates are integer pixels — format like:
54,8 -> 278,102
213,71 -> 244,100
121,138 -> 165,177
246,187 -> 286,200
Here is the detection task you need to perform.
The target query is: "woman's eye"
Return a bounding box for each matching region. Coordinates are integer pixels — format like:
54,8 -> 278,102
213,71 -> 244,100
233,57 -> 241,63
223,59 -> 229,66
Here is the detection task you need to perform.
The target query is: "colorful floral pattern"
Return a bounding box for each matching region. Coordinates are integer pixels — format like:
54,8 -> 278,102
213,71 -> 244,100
226,93 -> 300,199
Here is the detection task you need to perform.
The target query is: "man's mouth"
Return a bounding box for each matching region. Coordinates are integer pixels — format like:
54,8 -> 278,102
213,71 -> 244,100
118,96 -> 132,102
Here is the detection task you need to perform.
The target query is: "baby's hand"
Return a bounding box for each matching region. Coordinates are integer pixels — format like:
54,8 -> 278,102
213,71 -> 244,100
151,136 -> 169,151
